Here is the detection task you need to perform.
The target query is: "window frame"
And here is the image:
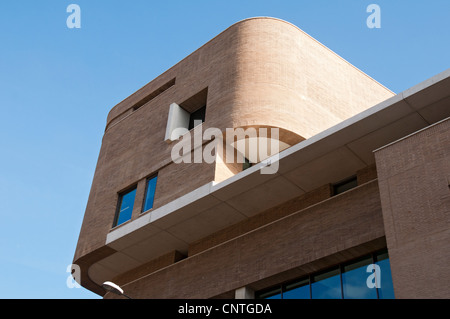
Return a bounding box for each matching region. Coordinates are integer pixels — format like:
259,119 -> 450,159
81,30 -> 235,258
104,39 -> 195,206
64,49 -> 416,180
187,105 -> 206,131
255,249 -> 393,299
142,174 -> 158,214
112,185 -> 137,228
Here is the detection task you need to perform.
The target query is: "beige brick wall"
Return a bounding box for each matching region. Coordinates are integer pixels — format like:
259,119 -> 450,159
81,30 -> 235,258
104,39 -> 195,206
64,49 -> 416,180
106,180 -> 385,299
375,118 -> 450,298
188,183 -> 333,256
74,17 -> 394,295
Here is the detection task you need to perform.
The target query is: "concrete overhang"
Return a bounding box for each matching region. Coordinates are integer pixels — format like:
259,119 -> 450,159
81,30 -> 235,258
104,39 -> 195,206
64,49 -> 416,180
89,69 -> 450,286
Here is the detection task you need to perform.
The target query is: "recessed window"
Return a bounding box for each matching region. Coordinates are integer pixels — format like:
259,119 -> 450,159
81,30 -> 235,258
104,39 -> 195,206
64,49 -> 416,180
257,287 -> 281,299
142,175 -> 158,213
164,88 -> 208,142
113,187 -> 137,227
311,267 -> 341,299
342,256 -> 377,299
256,249 -> 395,299
283,278 -> 310,299
188,105 -> 206,130
332,176 -> 357,195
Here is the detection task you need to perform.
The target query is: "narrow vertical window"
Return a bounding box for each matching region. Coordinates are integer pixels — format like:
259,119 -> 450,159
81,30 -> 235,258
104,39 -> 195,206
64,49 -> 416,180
143,175 -> 158,213
113,187 -> 137,227
188,105 -> 206,130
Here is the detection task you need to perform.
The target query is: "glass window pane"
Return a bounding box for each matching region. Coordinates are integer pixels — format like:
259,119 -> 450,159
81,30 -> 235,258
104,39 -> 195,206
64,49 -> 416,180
257,287 -> 282,299
284,277 -> 310,299
342,256 -> 377,299
311,268 -> 342,299
375,252 -> 395,299
115,188 -> 136,226
143,176 -> 158,212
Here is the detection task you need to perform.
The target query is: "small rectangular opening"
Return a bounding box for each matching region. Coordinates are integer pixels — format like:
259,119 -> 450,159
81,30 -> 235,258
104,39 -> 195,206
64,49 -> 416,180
332,176 -> 357,195
180,88 -> 208,130
188,105 -> 206,130
165,88 -> 208,142
132,78 -> 176,111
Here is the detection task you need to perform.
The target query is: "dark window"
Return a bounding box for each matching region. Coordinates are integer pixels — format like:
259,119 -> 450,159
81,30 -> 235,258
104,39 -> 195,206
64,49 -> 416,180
143,175 -> 158,213
113,187 -> 137,227
243,157 -> 252,171
333,176 -> 357,195
188,105 -> 206,130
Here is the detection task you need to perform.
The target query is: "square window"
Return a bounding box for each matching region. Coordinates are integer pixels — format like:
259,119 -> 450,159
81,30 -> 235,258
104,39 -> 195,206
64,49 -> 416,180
143,175 -> 158,213
113,187 -> 137,227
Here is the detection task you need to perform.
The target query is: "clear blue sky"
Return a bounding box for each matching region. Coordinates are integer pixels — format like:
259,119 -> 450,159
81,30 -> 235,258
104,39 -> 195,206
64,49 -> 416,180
0,0 -> 448,299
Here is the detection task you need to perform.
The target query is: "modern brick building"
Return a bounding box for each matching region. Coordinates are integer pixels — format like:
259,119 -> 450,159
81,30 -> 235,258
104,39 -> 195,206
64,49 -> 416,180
73,17 -> 450,299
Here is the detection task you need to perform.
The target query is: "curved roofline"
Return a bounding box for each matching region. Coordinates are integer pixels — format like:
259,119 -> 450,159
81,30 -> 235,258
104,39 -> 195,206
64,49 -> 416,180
234,17 -> 394,95
106,16 -> 393,124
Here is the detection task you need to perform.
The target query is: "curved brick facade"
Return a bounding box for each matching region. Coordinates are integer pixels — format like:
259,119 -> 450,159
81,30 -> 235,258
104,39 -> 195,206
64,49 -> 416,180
73,17 -> 399,296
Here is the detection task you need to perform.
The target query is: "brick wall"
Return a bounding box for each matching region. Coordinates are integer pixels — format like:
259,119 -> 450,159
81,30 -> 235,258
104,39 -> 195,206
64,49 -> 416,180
107,180 -> 385,298
375,118 -> 450,298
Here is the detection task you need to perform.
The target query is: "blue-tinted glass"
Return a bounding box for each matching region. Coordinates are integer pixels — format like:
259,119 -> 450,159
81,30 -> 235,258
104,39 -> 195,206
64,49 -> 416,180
311,268 -> 342,299
258,287 -> 281,299
342,257 -> 378,299
143,176 -> 158,212
376,253 -> 395,299
116,188 -> 136,226
283,278 -> 310,299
